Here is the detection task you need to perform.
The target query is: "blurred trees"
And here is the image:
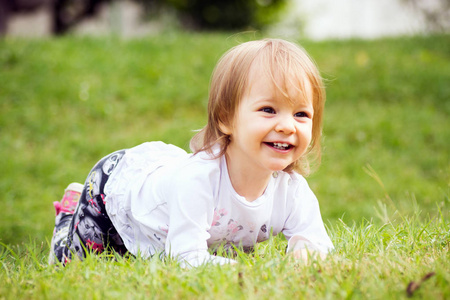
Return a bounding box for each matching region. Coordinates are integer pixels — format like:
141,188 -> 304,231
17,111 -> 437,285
403,0 -> 450,32
159,0 -> 287,30
0,0 -> 106,34
0,0 -> 287,35
53,0 -> 110,34
0,0 -> 56,33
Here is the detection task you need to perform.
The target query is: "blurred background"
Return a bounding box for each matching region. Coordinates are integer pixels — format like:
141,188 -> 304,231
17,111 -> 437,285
1,0 -> 449,38
0,0 -> 449,247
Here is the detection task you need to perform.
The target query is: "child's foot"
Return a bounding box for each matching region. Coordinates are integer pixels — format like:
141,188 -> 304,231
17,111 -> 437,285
53,182 -> 84,215
49,182 -> 84,265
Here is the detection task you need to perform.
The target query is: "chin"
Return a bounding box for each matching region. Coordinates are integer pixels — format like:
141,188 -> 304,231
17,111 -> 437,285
268,164 -> 291,173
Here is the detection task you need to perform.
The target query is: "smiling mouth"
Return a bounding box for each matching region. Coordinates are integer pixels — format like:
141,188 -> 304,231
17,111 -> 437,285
265,142 -> 293,151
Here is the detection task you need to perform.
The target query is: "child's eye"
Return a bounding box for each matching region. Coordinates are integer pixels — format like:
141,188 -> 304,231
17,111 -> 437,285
294,111 -> 310,118
260,107 -> 275,114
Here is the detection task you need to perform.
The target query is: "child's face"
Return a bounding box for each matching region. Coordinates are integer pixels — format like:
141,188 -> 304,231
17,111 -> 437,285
222,62 -> 314,176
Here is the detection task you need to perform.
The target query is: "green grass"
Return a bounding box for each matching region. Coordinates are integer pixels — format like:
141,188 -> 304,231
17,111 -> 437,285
1,212 -> 448,299
0,32 -> 449,298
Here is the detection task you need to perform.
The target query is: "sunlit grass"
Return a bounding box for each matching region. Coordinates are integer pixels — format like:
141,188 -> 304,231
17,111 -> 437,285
1,210 -> 448,299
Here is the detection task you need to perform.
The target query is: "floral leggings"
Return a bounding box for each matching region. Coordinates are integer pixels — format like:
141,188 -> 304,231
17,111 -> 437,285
51,150 -> 128,264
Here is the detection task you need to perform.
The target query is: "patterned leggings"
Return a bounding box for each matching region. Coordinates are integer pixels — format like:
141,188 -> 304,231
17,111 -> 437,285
51,150 -> 128,264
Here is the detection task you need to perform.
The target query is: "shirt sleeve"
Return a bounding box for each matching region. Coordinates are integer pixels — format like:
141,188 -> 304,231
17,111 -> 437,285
163,161 -> 236,268
282,176 -> 334,254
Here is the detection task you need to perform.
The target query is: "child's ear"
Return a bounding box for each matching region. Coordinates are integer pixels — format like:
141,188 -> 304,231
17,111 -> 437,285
219,121 -> 232,135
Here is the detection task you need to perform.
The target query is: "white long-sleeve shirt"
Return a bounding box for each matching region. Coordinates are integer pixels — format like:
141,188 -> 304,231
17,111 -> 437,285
104,142 -> 333,267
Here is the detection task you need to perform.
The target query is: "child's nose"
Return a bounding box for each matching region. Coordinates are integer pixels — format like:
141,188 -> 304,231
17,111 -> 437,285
275,116 -> 296,134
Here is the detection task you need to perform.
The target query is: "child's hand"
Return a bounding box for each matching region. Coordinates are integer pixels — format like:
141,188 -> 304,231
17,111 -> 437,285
291,248 -> 327,263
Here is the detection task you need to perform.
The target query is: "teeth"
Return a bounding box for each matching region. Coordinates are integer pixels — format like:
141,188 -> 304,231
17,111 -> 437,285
273,142 -> 290,149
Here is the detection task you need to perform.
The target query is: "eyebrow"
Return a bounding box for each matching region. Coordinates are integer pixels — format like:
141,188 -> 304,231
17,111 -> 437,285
252,96 -> 313,110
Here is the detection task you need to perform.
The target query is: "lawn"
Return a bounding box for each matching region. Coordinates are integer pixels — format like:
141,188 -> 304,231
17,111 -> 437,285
0,32 -> 448,298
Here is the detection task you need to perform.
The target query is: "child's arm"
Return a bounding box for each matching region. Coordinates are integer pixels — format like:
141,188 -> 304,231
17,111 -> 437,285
282,176 -> 333,261
164,165 -> 236,268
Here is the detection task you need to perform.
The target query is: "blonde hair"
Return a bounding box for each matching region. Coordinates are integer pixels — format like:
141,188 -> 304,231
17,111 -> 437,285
190,38 -> 325,176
